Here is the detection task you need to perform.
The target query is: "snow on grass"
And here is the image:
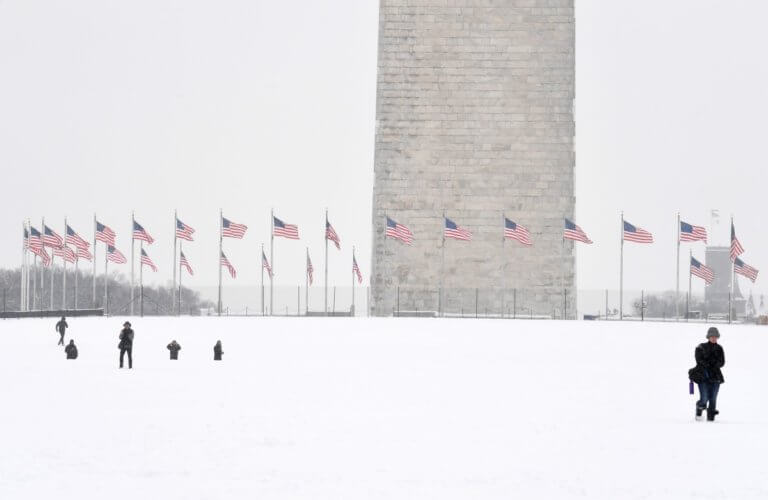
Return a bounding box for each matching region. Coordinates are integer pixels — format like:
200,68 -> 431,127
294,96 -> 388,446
0,317 -> 766,499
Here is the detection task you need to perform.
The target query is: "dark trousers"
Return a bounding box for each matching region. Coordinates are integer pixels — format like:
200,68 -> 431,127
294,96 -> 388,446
697,382 -> 720,413
58,332 -> 65,345
120,347 -> 133,368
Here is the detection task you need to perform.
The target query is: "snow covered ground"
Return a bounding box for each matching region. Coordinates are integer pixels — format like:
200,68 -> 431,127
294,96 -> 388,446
1,317 -> 766,499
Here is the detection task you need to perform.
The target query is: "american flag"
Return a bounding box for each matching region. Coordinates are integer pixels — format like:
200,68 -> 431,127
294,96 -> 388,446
444,217 -> 472,241
180,251 -> 193,275
222,217 -> 247,239
730,222 -> 744,260
262,251 -> 273,278
140,248 -> 157,272
352,255 -> 362,284
176,218 -> 195,241
504,218 -> 532,246
680,221 -> 707,243
43,225 -> 63,247
95,221 -> 116,246
220,251 -> 236,278
53,245 -> 76,264
23,227 -> 29,249
107,245 -> 127,264
66,225 -> 90,250
690,256 -> 714,284
35,246 -> 51,267
273,216 -> 299,239
386,217 -> 413,245
76,246 -> 93,262
564,218 -> 593,244
28,226 -> 43,249
734,257 -> 759,283
326,221 -> 341,250
623,221 -> 654,243
133,221 -> 155,244
307,253 -> 314,285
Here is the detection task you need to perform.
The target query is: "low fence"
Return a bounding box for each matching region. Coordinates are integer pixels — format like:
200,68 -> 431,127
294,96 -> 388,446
1,308 -> 104,319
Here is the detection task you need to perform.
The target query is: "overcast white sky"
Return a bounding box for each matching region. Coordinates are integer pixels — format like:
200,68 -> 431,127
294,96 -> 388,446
1,1 -> 766,298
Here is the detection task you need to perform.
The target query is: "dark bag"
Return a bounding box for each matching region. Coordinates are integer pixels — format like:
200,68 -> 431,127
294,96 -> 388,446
688,365 -> 706,383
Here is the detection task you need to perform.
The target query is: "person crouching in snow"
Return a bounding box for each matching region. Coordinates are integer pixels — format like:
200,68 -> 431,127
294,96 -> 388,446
65,339 -> 78,360
167,340 -> 181,360
689,327 -> 725,421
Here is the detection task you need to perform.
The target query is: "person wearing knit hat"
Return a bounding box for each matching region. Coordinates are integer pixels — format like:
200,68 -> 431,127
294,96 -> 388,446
689,326 -> 725,421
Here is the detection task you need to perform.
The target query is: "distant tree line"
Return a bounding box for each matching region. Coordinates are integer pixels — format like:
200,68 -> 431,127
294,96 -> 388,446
0,267 -> 213,315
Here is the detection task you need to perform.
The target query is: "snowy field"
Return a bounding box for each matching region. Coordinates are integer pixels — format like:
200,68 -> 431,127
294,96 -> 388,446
1,317 -> 766,499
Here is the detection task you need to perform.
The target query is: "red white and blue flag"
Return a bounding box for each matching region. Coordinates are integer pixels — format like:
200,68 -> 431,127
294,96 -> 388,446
95,221 -> 116,246
680,221 -> 707,243
386,217 -> 413,245
140,248 -> 157,272
176,219 -> 195,241
730,222 -> 744,260
76,246 -> 93,262
180,251 -> 193,275
66,225 -> 90,250
444,217 -> 472,241
273,216 -> 299,240
43,225 -> 63,248
107,245 -> 127,264
564,219 -> 593,244
28,226 -> 44,249
53,245 -> 77,264
307,253 -> 314,285
326,221 -> 341,250
262,251 -> 273,278
734,257 -> 758,283
623,221 -> 653,243
220,251 -> 236,278
222,217 -> 247,239
690,256 -> 714,284
133,221 -> 154,244
353,255 -> 362,284
504,218 -> 532,246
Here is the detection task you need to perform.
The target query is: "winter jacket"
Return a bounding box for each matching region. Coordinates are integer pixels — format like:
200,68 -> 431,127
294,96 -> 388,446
693,342 -> 725,384
167,342 -> 181,360
56,320 -> 68,334
119,328 -> 134,349
214,343 -> 223,361
65,343 -> 78,359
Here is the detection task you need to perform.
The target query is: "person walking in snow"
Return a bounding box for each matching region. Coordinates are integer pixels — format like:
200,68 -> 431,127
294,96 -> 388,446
118,321 -> 134,369
167,340 -> 181,360
64,339 -> 78,360
55,316 -> 68,346
213,340 -> 223,361
689,327 -> 725,421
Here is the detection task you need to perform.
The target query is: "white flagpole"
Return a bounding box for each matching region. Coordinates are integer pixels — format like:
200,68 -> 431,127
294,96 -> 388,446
20,221 -> 26,311
63,217 -> 67,310
103,246 -> 108,314
501,213 -> 505,318
440,211 -> 445,317
74,250 -> 78,311
173,209 -> 177,315
352,246 -> 355,315
40,216 -> 45,311
620,211 -> 624,321
261,243 -> 265,315
270,208 -> 274,316
305,247 -> 309,315
688,248 -> 692,317
730,215 -> 735,321
324,208 -> 328,315
178,242 -> 183,315
92,214 -> 97,308
676,212 -> 680,320
49,223 -> 54,311
130,211 -> 135,315
139,241 -> 144,317
217,209 -> 223,316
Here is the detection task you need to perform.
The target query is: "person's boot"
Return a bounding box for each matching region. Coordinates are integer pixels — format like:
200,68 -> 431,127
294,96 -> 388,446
696,404 -> 705,420
707,408 -> 717,421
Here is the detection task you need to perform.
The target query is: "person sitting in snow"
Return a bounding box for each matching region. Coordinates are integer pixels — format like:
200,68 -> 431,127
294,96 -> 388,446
64,339 -> 78,360
167,340 -> 181,360
689,327 -> 725,421
214,340 -> 223,361
55,316 -> 68,346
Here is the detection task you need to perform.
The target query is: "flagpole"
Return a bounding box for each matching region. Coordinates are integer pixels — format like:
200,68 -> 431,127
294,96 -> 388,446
63,216 -> 67,310
730,215 -> 735,321
620,211 -> 624,321
675,212 -> 680,321
501,212 -> 505,318
562,232 -> 566,319
441,211 -> 445,318
352,246 -> 355,315
103,246 -> 108,314
173,209 -> 177,315
261,243 -> 265,315
40,216 -> 45,311
74,249 -> 78,311
20,222 -> 26,311
139,241 -> 144,317
178,242 -> 183,315
217,209 -> 223,316
270,208 -> 274,316
92,214 -> 97,308
49,224 -> 54,311
688,248 -> 692,317
324,208 -> 328,315
305,247 -> 309,315
130,211 -> 135,316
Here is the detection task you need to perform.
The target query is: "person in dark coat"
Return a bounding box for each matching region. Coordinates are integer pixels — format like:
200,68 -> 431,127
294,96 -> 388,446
64,339 -> 78,359
55,316 -> 68,346
118,321 -> 134,369
214,340 -> 223,361
691,327 -> 725,421
167,340 -> 181,360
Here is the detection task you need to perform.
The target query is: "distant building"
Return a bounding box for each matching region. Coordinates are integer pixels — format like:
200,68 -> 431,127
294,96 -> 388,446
704,246 -> 745,318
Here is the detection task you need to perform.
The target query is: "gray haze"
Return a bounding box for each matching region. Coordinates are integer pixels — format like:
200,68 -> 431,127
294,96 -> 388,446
1,1 -> 766,299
